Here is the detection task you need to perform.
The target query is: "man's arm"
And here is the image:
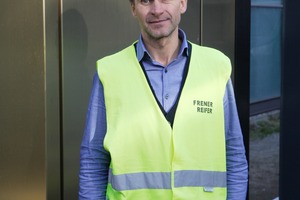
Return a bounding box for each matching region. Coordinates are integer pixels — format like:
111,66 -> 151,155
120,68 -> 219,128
79,74 -> 110,200
224,79 -> 249,200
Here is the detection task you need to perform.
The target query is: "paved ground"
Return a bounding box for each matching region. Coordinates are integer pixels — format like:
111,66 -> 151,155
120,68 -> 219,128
249,133 -> 279,200
249,111 -> 280,200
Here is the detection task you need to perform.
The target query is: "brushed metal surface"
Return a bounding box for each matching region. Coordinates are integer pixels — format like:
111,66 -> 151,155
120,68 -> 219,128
0,0 -> 46,199
202,0 -> 235,64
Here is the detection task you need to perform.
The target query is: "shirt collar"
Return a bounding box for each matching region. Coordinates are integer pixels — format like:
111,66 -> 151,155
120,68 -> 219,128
136,29 -> 189,62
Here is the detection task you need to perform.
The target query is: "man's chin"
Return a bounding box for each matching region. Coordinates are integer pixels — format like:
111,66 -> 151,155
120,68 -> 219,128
145,29 -> 176,40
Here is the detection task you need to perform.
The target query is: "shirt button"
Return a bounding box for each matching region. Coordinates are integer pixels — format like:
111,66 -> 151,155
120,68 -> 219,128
164,69 -> 168,73
165,94 -> 169,100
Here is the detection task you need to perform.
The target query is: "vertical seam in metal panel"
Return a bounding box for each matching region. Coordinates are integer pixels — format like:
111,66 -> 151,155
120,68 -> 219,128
44,0 -> 62,198
43,0 -> 47,198
58,0 -> 64,199
200,0 -> 203,45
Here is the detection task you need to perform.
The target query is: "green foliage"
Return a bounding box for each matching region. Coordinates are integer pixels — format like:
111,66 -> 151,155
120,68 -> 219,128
250,113 -> 280,140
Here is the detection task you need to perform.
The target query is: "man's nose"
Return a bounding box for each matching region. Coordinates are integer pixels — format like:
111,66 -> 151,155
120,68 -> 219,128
150,0 -> 164,16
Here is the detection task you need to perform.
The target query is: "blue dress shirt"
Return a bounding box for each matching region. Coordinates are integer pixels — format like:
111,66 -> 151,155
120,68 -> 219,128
79,30 -> 248,200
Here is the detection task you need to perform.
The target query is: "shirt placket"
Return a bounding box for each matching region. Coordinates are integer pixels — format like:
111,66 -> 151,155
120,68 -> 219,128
162,66 -> 170,112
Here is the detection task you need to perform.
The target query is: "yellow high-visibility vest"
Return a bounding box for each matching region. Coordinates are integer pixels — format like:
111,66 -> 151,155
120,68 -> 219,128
97,42 -> 231,200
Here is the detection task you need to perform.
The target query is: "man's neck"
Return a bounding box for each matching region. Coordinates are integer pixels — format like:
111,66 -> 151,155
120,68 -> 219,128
142,31 -> 182,67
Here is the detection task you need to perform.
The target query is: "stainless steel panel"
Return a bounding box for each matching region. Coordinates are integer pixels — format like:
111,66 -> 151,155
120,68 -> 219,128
181,0 -> 201,44
61,1 -> 140,199
61,0 -> 201,199
0,0 -> 46,199
202,0 -> 235,65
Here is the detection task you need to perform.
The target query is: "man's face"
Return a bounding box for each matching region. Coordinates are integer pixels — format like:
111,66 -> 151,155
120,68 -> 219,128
131,0 -> 187,41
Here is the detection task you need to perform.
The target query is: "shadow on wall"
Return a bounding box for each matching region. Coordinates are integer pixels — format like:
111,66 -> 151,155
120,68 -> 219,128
62,8 -> 89,199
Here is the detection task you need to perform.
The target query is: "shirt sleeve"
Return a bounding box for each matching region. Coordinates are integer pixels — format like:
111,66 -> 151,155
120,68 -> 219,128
79,73 -> 110,200
224,79 -> 249,200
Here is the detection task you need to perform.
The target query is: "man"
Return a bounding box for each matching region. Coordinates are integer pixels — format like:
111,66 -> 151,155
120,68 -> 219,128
79,0 -> 248,199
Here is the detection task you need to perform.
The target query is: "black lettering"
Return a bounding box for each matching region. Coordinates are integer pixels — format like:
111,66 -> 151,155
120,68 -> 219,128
197,106 -> 213,114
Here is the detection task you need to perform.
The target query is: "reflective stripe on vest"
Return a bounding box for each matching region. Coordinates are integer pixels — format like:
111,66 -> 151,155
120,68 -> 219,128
109,169 -> 171,190
109,169 -> 226,191
174,170 -> 227,188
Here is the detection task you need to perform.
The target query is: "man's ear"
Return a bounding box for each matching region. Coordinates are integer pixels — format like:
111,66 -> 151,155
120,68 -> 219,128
131,2 -> 136,17
180,0 -> 188,14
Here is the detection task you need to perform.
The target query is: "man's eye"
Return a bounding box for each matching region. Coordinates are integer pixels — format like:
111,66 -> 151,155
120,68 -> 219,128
140,0 -> 151,5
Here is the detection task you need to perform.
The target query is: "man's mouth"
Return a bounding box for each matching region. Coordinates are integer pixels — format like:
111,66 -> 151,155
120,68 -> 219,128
150,19 -> 167,23
148,18 -> 169,25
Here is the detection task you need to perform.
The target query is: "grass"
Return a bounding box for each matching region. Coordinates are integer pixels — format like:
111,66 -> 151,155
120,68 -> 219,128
250,112 -> 280,140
